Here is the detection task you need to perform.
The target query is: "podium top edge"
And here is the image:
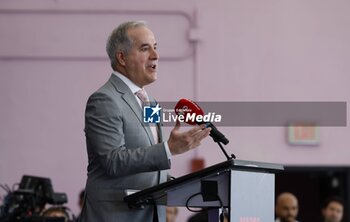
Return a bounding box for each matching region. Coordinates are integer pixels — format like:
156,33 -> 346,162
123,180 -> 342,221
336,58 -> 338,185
124,159 -> 283,205
231,159 -> 284,171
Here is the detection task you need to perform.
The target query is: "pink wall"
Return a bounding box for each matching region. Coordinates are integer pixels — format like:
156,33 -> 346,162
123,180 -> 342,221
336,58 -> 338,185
1,0 -> 349,221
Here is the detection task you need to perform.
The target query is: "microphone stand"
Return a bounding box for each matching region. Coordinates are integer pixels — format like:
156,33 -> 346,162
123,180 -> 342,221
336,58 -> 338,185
216,141 -> 236,160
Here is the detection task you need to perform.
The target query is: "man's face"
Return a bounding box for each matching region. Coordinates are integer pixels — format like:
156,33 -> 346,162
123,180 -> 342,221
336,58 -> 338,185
323,201 -> 343,222
121,26 -> 159,88
276,198 -> 298,222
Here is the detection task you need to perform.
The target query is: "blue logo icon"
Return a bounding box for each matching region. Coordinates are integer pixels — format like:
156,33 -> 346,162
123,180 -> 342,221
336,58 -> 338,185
143,104 -> 162,123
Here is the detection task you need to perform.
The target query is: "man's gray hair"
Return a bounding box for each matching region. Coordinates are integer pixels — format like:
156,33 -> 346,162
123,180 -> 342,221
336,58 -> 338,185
106,21 -> 147,70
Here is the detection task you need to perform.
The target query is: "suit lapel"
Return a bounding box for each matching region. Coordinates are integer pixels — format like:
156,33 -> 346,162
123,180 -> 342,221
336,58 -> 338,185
108,74 -> 155,145
109,74 -> 165,186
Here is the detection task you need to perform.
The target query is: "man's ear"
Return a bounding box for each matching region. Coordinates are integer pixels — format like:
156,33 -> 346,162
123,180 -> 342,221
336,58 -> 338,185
116,52 -> 126,66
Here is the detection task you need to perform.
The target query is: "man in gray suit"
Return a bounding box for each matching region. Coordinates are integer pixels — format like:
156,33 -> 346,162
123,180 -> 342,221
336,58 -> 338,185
79,21 -> 211,222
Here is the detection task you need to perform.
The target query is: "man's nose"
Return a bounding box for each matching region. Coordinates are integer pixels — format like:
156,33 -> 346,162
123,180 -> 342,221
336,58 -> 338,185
150,48 -> 159,60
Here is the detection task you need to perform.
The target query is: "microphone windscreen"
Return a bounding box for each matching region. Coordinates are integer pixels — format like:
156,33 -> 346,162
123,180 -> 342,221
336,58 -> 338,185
174,99 -> 204,125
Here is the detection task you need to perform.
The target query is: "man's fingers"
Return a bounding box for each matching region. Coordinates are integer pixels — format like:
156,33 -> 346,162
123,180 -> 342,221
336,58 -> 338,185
169,124 -> 211,155
173,120 -> 181,131
187,124 -> 207,136
175,120 -> 181,128
187,127 -> 211,149
191,125 -> 211,136
193,127 -> 211,140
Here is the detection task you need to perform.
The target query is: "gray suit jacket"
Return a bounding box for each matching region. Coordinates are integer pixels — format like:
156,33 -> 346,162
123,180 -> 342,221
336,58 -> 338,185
80,74 -> 171,222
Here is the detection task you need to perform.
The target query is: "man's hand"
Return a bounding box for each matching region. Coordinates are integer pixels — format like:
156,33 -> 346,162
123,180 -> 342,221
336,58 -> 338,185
167,121 -> 211,155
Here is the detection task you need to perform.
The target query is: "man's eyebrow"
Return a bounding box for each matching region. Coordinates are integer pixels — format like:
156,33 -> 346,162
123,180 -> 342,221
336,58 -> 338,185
139,43 -> 150,48
139,42 -> 157,48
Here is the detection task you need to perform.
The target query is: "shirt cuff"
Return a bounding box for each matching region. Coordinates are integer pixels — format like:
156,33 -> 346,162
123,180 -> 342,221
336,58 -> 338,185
164,141 -> 172,160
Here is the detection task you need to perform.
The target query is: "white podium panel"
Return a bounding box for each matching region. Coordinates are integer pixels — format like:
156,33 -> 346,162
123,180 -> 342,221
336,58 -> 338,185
230,170 -> 274,222
124,159 -> 283,222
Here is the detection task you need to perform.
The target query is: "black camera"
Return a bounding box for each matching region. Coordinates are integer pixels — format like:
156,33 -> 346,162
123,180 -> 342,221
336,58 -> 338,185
0,175 -> 68,222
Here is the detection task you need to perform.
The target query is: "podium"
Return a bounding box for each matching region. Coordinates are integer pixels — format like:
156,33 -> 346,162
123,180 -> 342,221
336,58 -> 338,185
124,159 -> 283,222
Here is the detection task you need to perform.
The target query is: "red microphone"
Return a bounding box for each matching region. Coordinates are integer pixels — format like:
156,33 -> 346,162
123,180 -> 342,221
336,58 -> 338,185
175,99 -> 229,145
174,99 -> 204,125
